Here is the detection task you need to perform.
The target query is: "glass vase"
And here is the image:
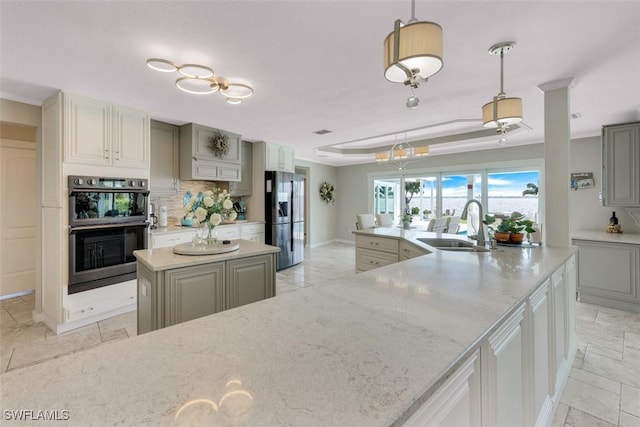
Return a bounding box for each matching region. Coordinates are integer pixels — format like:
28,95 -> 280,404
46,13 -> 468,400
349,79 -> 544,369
201,222 -> 217,245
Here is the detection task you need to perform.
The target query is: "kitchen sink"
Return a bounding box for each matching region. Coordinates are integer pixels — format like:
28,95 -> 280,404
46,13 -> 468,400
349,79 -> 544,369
437,246 -> 491,253
417,238 -> 475,248
417,237 -> 490,253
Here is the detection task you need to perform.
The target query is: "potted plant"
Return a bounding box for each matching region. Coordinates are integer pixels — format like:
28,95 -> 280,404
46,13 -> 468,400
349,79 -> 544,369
402,213 -> 412,230
494,217 -> 514,243
483,214 -> 511,243
509,216 -> 536,244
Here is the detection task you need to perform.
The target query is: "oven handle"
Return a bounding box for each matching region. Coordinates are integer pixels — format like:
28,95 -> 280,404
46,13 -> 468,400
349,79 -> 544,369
69,189 -> 150,196
69,222 -> 150,233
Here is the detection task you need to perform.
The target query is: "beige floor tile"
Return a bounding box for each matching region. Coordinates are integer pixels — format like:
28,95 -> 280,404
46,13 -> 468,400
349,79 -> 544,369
0,309 -> 18,330
582,351 -> 640,388
621,411 -> 640,427
586,343 -> 624,361
624,346 -> 640,367
626,332 -> 640,350
552,402 -> 569,427
564,407 -> 617,427
577,322 -> 624,353
9,323 -> 102,370
597,310 -> 640,334
569,366 -> 621,394
622,384 -> 640,418
98,311 -> 136,340
576,303 -> 599,322
3,304 -> 34,324
560,377 -> 621,425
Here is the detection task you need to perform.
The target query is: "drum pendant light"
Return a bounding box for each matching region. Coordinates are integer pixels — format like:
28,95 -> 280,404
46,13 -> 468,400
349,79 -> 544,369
482,42 -> 523,130
383,0 -> 443,88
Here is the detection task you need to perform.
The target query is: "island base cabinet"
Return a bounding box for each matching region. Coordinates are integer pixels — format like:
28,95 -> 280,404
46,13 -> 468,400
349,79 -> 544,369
481,304 -> 526,427
226,254 -> 275,309
403,351 -> 480,427
137,262 -> 161,335
137,253 -> 277,334
166,263 -> 224,326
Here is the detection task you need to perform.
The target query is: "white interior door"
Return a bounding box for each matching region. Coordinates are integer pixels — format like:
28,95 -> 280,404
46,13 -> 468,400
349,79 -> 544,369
0,139 -> 36,297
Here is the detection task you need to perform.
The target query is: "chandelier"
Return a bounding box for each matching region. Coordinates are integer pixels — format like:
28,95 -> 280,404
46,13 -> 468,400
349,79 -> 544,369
375,142 -> 429,170
146,58 -> 254,104
481,42 -> 523,137
383,0 -> 443,89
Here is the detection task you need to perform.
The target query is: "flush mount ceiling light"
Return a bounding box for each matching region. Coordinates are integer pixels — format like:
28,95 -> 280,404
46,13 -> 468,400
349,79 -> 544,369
383,0 -> 443,89
146,58 -> 254,104
375,141 -> 429,170
482,42 -> 523,135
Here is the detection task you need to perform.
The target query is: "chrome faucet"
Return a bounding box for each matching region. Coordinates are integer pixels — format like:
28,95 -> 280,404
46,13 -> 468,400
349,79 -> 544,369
461,199 -> 486,247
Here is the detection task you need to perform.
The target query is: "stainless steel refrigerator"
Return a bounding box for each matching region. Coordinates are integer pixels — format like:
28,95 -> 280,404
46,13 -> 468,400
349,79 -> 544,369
265,171 -> 304,271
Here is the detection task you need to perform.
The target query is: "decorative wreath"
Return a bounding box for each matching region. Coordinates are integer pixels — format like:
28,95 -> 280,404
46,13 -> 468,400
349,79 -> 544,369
319,182 -> 335,205
209,131 -> 230,158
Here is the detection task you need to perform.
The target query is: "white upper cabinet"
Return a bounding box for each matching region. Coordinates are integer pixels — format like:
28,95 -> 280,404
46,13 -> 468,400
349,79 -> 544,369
265,142 -> 294,173
64,93 -> 150,169
602,122 -> 640,207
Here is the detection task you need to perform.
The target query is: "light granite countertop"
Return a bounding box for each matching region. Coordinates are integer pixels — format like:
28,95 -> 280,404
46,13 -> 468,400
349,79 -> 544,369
150,220 -> 264,236
134,239 -> 280,272
0,231 -> 575,426
572,229 -> 640,245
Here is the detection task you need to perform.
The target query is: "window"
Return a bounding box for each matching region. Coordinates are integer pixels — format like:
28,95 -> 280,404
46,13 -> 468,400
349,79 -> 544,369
370,166 -> 541,234
373,178 -> 400,222
487,170 -> 539,222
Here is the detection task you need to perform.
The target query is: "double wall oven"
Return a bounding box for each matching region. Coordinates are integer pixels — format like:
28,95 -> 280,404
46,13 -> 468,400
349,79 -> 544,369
68,176 -> 149,294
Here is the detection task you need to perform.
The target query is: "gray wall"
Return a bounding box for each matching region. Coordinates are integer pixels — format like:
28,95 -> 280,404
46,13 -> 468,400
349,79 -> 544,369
295,159 -> 339,247
570,136 -> 638,232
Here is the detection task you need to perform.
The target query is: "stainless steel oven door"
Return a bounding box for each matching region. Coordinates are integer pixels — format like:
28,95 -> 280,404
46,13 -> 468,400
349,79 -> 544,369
69,189 -> 149,228
68,222 -> 148,294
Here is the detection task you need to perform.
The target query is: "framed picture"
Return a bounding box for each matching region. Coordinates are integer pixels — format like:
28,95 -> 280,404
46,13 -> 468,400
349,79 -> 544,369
570,172 -> 595,190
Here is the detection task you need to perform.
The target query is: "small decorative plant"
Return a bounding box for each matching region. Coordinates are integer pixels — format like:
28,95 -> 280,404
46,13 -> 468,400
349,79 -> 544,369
209,131 -> 230,158
411,206 -> 420,215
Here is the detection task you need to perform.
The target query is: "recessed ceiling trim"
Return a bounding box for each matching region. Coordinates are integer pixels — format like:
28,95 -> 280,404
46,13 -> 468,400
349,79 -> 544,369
314,122 -> 531,157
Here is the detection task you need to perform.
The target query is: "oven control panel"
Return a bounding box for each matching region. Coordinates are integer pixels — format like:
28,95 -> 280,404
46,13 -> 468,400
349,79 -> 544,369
69,176 -> 148,191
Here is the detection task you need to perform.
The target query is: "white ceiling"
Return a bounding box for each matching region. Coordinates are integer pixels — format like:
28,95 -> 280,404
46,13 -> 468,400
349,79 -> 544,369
1,1 -> 639,166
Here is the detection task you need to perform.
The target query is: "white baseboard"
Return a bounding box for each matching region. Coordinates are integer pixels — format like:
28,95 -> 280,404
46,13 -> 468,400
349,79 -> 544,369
1,289 -> 35,301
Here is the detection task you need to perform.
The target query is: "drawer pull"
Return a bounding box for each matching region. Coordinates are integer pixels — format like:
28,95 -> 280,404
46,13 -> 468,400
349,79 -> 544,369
370,242 -> 379,246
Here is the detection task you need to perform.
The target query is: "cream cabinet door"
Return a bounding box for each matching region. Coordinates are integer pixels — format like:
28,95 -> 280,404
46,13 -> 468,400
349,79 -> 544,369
404,351 -> 481,427
63,93 -> 150,169
112,105 -> 150,169
64,93 -> 111,166
265,142 -> 294,173
481,304 -> 526,427
150,120 -> 179,193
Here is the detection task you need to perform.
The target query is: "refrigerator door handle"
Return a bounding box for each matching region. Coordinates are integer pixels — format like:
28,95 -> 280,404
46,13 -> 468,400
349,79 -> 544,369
290,221 -> 294,252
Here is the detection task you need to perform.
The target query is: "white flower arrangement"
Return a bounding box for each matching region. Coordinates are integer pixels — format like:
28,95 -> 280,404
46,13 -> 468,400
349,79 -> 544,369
209,131 -> 230,158
184,188 -> 237,228
319,182 -> 335,205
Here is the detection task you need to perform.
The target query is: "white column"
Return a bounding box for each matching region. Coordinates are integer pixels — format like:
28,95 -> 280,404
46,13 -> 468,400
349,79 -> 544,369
538,78 -> 574,248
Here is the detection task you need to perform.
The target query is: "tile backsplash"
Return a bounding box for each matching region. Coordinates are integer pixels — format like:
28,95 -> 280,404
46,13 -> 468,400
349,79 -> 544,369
150,180 -> 230,225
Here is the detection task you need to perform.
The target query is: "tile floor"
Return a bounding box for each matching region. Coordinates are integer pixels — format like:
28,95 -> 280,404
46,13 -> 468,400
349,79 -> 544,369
1,242 -> 639,426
